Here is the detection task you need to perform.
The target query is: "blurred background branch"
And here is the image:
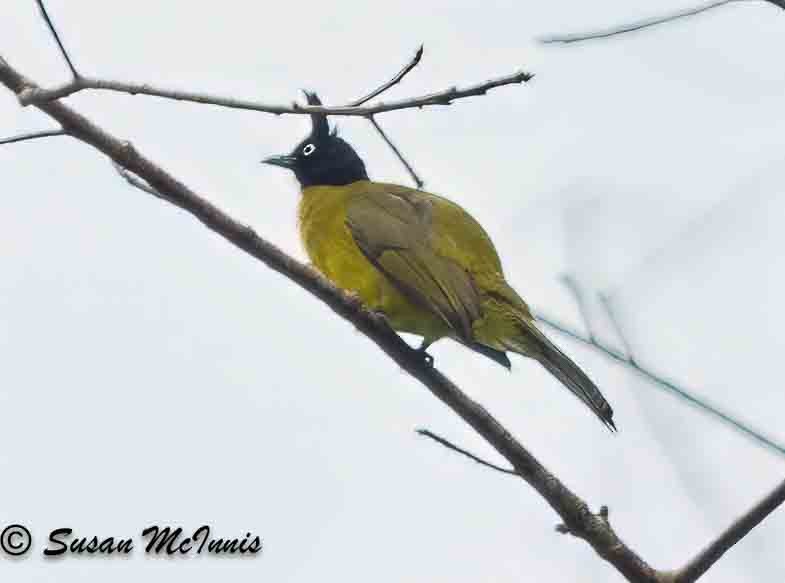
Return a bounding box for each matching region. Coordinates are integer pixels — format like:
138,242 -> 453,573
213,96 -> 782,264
539,0 -> 784,44
534,276 -> 785,459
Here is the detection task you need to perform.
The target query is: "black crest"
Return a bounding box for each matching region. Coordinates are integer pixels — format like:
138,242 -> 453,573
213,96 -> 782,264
263,91 -> 369,187
303,90 -> 329,140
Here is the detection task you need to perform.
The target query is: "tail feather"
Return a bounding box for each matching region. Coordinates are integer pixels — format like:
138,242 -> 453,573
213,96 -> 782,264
508,327 -> 616,431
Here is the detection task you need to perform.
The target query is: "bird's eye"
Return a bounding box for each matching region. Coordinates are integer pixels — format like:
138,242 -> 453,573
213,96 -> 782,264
302,143 -> 316,156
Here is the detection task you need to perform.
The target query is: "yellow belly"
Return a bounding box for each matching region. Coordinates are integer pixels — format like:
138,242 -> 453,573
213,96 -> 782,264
298,182 -> 449,340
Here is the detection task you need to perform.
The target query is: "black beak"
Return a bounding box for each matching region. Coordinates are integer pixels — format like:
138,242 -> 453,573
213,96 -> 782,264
262,154 -> 297,170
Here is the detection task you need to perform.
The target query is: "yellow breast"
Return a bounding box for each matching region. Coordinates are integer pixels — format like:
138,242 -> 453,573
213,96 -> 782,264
298,181 -> 447,339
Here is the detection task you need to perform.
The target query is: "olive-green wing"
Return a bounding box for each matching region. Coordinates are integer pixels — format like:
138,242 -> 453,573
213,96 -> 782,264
345,188 -> 481,341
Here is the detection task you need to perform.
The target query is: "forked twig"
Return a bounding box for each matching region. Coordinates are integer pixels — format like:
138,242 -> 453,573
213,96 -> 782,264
599,293 -> 637,366
22,2 -> 517,190
561,274 -> 597,342
18,70 -> 535,116
20,4 -> 533,117
349,45 -> 424,107
347,45 -> 427,188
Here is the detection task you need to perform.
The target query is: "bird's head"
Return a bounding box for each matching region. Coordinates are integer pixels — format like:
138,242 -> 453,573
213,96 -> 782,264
263,91 -> 368,188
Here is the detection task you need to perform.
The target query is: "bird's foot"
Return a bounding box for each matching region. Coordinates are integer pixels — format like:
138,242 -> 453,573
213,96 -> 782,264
370,308 -> 391,327
416,340 -> 435,367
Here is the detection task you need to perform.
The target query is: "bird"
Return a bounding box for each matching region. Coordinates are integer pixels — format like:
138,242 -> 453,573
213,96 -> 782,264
263,92 -> 616,431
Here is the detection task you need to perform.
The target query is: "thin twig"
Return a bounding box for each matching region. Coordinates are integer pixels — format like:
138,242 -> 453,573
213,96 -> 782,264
35,0 -> 79,78
539,0 -> 735,44
347,45 -> 427,187
535,311 -> 785,458
349,45 -> 424,106
416,428 -> 519,476
674,479 -> 785,583
368,116 -> 424,188
0,128 -> 66,145
539,0 -> 785,45
599,293 -> 637,366
561,274 -> 597,342
17,70 -> 534,116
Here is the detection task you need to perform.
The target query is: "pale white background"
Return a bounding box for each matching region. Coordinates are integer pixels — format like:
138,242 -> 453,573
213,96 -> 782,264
2,1 -> 785,581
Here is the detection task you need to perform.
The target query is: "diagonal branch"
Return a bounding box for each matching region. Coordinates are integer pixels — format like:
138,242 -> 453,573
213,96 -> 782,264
0,128 -> 67,145
345,45 -> 426,188
539,0 -> 784,45
535,310 -> 785,458
673,479 -> 785,583
19,8 -> 530,114
0,54 -> 659,583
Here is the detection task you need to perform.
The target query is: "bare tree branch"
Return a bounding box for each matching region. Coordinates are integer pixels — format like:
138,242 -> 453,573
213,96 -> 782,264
673,479 -> 785,583
561,274 -> 597,342
0,128 -> 66,145
16,70 -> 534,117
416,428 -> 519,476
0,54 -> 662,583
599,293 -> 637,366
349,44 -> 424,107
539,0 -> 784,45
23,3 -> 504,191
340,45 -> 427,188
35,0 -> 80,78
367,116 -> 424,188
535,310 -> 785,458
19,9 -> 530,114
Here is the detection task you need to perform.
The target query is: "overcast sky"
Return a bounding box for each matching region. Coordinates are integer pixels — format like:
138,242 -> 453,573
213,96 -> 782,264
2,1 -> 785,581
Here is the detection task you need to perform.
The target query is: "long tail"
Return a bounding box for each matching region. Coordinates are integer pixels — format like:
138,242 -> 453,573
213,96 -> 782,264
506,325 -> 616,431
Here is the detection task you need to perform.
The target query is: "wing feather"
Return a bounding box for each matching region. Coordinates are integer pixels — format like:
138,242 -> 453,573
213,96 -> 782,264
346,189 -> 481,341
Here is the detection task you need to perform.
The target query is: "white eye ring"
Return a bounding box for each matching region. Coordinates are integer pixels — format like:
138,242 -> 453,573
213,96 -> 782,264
302,143 -> 316,156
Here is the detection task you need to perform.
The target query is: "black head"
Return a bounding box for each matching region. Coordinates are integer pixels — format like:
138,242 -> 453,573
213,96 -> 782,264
263,92 -> 369,188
